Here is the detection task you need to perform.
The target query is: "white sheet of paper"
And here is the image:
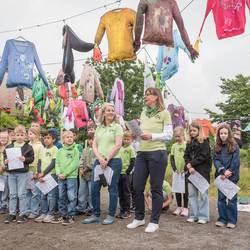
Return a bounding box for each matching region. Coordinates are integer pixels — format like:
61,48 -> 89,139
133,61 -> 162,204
0,176 -> 5,192
238,204 -> 250,213
188,171 -> 209,194
214,176 -> 240,200
126,120 -> 142,137
36,174 -> 58,195
172,172 -> 185,193
5,148 -> 24,170
94,165 -> 113,185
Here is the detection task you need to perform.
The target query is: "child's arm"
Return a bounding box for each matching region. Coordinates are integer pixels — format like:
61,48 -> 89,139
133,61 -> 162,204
23,146 -> 35,165
55,151 -> 61,175
184,143 -> 192,171
163,193 -> 173,208
170,145 -> 177,172
43,159 -> 56,176
126,158 -> 135,175
228,146 -> 240,177
213,151 -> 226,175
190,141 -> 210,168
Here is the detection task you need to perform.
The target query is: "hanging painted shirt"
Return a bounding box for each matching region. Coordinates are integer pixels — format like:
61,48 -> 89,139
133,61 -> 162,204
110,78 -> 125,117
95,8 -> 136,61
198,0 -> 250,40
79,64 -> 104,104
196,119 -> 215,138
167,104 -> 186,129
67,99 -> 89,129
156,30 -> 191,84
62,106 -> 75,130
0,39 -> 49,89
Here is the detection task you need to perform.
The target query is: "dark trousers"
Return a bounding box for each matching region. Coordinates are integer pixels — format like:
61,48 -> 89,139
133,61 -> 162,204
118,174 -> 131,213
130,172 -> 135,208
175,175 -> 189,208
133,150 -> 167,224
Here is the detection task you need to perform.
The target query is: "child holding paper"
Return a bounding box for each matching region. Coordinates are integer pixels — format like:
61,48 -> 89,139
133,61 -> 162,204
170,127 -> 188,217
116,131 -> 135,219
184,121 -> 211,224
26,127 -> 44,219
54,130 -> 79,225
0,129 -> 9,214
4,125 -> 34,224
214,124 -> 240,229
35,130 -> 58,223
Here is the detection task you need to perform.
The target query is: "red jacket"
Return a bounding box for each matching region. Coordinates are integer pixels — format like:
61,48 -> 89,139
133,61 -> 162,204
199,0 -> 250,39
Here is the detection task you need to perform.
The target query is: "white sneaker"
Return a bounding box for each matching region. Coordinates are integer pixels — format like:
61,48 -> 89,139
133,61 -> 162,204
186,217 -> 196,223
127,219 -> 145,229
197,219 -> 207,224
172,207 -> 182,216
34,214 -> 46,223
145,223 -> 159,233
43,214 -> 54,223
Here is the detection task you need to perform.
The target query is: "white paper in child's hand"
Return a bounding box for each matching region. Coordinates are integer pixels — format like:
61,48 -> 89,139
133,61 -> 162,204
5,148 -> 24,170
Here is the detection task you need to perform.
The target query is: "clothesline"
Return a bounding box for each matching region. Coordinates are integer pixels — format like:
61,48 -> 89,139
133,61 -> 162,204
0,0 -> 122,34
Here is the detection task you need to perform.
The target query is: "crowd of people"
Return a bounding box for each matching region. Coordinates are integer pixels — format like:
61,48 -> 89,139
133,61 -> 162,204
0,88 -> 240,233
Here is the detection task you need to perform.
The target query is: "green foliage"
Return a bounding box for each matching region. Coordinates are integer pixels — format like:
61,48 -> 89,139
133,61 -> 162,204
94,60 -> 145,121
240,149 -> 250,169
0,112 -> 18,128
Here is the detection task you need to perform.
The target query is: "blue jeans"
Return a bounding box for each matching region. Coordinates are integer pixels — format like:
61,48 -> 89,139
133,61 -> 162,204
91,158 -> 122,217
0,174 -> 9,209
188,183 -> 209,221
77,178 -> 93,212
58,178 -> 77,217
41,175 -> 58,215
218,190 -> 237,225
8,172 -> 28,216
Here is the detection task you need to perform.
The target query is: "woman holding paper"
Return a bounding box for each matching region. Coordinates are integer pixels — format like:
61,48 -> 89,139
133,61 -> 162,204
127,88 -> 173,233
214,124 -> 240,229
184,121 -> 211,224
83,103 -> 123,225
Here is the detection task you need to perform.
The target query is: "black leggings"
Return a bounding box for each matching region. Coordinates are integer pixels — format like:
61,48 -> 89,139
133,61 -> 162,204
175,176 -> 188,208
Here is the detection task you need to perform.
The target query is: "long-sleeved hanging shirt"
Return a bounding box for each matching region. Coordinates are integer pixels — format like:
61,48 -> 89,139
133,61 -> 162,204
95,8 -> 136,61
167,104 -> 186,129
156,30 -> 191,84
198,0 -> 250,39
134,0 -> 193,50
0,39 -> 49,89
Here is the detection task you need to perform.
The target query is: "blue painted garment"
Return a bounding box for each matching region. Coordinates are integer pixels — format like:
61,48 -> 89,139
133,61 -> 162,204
0,39 -> 48,89
156,30 -> 191,85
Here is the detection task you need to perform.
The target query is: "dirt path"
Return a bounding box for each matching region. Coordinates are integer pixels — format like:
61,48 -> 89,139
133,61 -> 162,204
0,192 -> 249,250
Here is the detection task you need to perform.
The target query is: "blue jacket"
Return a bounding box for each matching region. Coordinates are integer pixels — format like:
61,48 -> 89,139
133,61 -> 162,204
213,144 -> 240,183
156,30 -> 191,84
0,39 -> 48,89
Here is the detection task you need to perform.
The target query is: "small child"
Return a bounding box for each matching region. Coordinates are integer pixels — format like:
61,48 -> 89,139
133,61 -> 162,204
48,128 -> 62,149
77,133 -> 95,217
117,131 -> 135,219
26,127 -> 44,219
54,130 -> 79,225
0,129 -> 9,214
145,180 -> 173,212
214,124 -> 240,229
170,127 -> 188,217
184,121 -> 211,224
4,125 -> 34,224
35,130 -> 58,223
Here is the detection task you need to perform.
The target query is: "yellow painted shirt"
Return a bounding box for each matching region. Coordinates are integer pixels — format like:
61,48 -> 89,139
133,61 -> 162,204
95,8 -> 136,62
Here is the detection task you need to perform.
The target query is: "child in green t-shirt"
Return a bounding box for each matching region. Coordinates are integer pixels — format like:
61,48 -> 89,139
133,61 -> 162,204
117,131 -> 135,219
170,126 -> 188,217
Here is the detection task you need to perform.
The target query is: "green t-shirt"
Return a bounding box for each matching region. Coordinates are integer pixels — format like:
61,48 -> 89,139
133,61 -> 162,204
120,145 -> 136,174
139,109 -> 171,151
29,141 -> 44,173
95,122 -> 123,159
170,142 -> 186,172
40,146 -> 58,175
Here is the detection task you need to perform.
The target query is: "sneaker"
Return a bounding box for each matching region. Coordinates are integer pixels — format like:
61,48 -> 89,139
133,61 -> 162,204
215,221 -> 226,227
62,216 -> 75,226
145,223 -> 159,233
227,223 -> 236,229
186,217 -> 197,223
28,213 -> 38,219
17,215 -> 28,224
102,215 -> 115,225
197,219 -> 207,224
50,216 -> 64,224
34,214 -> 46,223
82,215 -> 101,224
121,212 -> 131,219
180,208 -> 189,217
116,213 -> 123,219
127,219 -> 145,229
172,207 -> 182,216
43,214 -> 54,223
4,214 -> 16,224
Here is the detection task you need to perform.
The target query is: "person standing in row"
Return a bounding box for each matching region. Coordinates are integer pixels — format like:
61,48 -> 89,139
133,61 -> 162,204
127,88 -> 173,233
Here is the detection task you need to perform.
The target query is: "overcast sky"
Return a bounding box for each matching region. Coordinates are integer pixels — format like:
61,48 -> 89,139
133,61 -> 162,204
0,0 -> 249,119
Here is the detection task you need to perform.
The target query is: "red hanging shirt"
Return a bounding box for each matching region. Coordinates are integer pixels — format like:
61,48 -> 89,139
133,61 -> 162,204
199,0 -> 250,39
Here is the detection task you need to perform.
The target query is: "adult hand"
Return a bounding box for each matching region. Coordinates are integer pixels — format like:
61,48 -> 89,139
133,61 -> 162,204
99,157 -> 108,169
141,133 -> 152,140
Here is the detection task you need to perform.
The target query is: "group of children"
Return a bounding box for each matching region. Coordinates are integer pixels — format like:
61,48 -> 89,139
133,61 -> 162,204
0,119 -> 241,229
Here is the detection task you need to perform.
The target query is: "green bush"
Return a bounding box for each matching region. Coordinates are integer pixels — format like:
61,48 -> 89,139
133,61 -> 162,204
240,149 -> 250,169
